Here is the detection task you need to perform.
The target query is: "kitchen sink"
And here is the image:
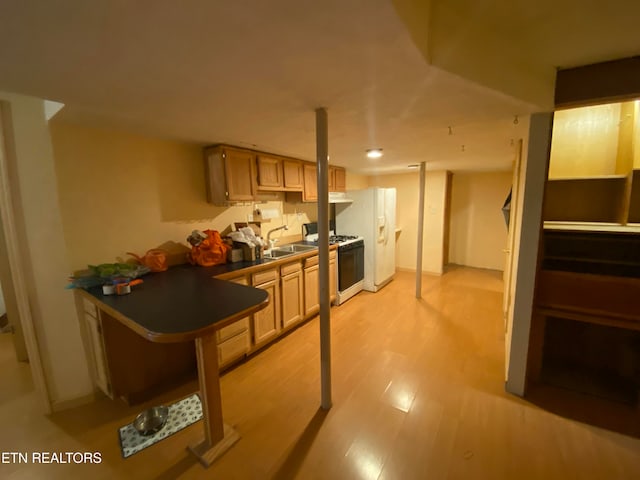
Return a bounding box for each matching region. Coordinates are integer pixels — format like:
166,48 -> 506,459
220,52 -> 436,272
263,249 -> 295,259
274,244 -> 317,253
263,244 -> 317,259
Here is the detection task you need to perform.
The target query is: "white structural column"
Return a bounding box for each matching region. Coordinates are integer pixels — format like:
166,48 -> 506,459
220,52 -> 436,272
506,112 -> 553,395
315,107 -> 332,410
415,161 -> 426,297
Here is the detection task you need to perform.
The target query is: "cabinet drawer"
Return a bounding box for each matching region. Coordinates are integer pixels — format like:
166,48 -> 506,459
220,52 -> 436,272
537,270 -> 640,320
304,255 -> 319,267
218,331 -> 250,367
281,261 -> 302,276
217,317 -> 249,343
329,250 -> 336,260
229,275 -> 248,286
252,268 -> 278,285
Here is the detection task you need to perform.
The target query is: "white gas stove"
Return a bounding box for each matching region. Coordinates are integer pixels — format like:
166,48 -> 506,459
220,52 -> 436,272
303,223 -> 364,304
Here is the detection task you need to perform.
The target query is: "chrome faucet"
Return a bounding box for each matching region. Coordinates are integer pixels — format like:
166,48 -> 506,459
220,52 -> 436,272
267,225 -> 289,249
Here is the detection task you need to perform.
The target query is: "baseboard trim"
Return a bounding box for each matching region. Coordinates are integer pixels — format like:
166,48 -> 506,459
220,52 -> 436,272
50,392 -> 97,412
396,267 -> 443,276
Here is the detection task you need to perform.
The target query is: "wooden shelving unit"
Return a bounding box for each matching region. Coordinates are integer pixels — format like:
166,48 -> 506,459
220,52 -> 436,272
544,174 -> 631,224
627,170 -> 640,223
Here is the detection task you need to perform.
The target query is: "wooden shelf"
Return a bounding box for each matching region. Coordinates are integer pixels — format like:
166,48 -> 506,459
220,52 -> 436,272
544,175 -> 628,223
628,170 -> 640,223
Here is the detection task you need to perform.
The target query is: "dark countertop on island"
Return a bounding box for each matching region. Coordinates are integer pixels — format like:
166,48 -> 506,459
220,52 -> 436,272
81,264 -> 269,343
78,243 -> 334,343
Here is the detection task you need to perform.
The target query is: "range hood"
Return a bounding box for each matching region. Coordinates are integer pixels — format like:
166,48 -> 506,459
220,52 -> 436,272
328,192 -> 353,204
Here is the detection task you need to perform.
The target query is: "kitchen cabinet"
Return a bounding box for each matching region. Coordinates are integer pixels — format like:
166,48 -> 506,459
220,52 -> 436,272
329,166 -> 346,192
329,250 -> 337,303
303,255 -> 319,316
303,163 -> 318,202
256,154 -> 283,191
257,155 -> 305,192
283,159 -> 304,191
79,299 -> 112,398
204,145 -> 256,203
303,252 -> 337,314
251,268 -> 281,347
216,275 -> 251,368
281,261 -> 304,329
75,298 -> 197,405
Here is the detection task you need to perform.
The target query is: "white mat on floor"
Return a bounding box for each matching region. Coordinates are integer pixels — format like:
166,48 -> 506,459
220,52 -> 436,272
118,393 -> 202,458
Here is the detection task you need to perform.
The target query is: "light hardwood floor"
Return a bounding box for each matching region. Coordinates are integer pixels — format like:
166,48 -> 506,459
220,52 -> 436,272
1,267 -> 639,479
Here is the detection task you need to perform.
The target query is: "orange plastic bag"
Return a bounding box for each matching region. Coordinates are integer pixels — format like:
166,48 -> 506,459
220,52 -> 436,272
188,230 -> 230,267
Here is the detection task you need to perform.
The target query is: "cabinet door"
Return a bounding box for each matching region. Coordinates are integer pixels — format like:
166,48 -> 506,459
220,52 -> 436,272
329,255 -> 337,303
328,166 -> 336,192
84,312 -> 112,398
281,270 -> 303,328
303,163 -> 318,202
253,279 -> 281,346
333,167 -> 346,192
218,331 -> 250,368
283,160 -> 304,190
257,155 -> 283,190
304,264 -> 320,316
224,148 -> 256,201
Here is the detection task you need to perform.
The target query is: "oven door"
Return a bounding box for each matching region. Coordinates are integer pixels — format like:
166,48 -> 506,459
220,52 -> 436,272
338,240 -> 364,292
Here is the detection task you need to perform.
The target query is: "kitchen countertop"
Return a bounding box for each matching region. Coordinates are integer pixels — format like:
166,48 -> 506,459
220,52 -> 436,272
79,264 -> 269,343
78,243 -> 335,343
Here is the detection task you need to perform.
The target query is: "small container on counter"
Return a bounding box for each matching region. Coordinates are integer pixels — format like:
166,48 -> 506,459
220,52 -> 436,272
228,248 -> 244,263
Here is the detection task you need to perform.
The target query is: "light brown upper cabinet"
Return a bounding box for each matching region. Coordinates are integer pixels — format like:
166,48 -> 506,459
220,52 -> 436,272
256,154 -> 284,191
283,159 -> 304,191
303,163 -> 318,202
204,146 -> 256,203
256,156 -> 304,192
329,166 -> 346,192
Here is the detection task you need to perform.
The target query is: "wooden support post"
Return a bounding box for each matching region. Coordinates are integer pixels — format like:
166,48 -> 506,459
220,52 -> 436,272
188,333 -> 240,467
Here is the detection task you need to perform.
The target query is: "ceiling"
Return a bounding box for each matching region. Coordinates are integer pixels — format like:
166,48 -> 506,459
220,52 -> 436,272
0,0 -> 638,174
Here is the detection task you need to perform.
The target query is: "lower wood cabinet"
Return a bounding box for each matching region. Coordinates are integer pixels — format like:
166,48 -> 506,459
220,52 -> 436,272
281,261 -> 304,329
217,275 -> 251,368
252,268 -> 281,347
304,256 -> 320,316
329,250 -> 337,303
217,321 -> 250,368
80,299 -> 112,398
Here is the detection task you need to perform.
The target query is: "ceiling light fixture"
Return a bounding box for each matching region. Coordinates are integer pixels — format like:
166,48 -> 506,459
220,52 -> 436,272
513,115 -> 519,125
366,148 -> 383,159
407,164 -> 419,169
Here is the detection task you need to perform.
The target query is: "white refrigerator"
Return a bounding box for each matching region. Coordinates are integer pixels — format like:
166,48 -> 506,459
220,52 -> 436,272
335,187 -> 396,292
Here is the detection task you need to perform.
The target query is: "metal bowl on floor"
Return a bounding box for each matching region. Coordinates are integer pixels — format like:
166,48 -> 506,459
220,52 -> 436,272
133,405 -> 169,436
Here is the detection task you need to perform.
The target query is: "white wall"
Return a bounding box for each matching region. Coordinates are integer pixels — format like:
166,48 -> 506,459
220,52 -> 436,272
50,121 -> 317,270
449,171 -> 512,271
0,92 -> 93,405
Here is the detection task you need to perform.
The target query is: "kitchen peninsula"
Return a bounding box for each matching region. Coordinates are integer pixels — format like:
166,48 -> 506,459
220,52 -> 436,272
75,243 -> 337,466
77,264 -> 269,466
